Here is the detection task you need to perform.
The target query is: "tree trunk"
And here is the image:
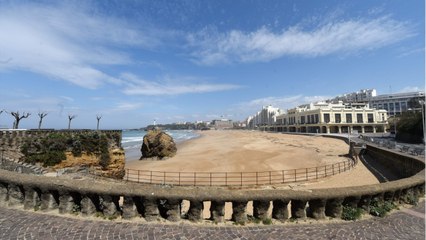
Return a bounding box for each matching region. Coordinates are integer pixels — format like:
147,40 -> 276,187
14,119 -> 20,129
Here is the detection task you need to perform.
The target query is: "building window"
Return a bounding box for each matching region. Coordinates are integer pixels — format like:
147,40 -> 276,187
384,103 -> 388,111
395,102 -> 400,113
378,104 -> 383,109
335,113 -> 341,123
389,102 -> 394,111
301,116 -> 305,124
401,102 -> 407,112
324,113 -> 330,123
346,114 -> 352,123
315,114 -> 319,123
357,114 -> 363,123
367,113 -> 374,123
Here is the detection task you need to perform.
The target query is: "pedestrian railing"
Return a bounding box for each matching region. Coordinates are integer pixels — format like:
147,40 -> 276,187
124,158 -> 355,186
359,136 -> 425,157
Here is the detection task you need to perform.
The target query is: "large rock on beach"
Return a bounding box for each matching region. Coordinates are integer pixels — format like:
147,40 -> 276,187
140,130 -> 177,160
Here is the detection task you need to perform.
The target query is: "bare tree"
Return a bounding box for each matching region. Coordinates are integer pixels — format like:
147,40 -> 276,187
0,109 -> 3,127
96,114 -> 102,130
37,112 -> 48,130
68,114 -> 77,130
10,111 -> 31,129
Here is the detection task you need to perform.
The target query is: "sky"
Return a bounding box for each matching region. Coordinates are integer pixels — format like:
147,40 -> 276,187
0,0 -> 424,129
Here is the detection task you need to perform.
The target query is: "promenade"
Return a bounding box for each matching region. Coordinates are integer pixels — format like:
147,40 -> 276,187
0,202 -> 424,240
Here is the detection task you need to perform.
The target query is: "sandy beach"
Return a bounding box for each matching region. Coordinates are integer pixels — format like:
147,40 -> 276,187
125,130 -> 381,220
126,130 -> 349,171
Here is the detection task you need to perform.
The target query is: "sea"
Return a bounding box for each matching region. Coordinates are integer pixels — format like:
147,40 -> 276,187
122,129 -> 200,161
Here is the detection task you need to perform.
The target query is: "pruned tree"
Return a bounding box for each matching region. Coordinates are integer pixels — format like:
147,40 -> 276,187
68,114 -> 77,130
96,114 -> 102,130
10,111 -> 31,129
37,112 -> 48,130
0,109 -> 3,127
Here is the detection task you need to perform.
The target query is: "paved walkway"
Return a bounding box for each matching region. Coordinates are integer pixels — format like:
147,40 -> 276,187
0,202 -> 424,240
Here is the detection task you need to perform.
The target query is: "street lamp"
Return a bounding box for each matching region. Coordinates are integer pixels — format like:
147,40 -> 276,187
419,100 -> 425,144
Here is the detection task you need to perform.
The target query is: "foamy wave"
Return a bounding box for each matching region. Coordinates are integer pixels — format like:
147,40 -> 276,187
122,129 -> 199,146
123,144 -> 141,150
122,136 -> 143,144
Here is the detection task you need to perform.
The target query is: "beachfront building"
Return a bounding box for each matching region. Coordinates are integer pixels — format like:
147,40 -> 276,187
369,91 -> 425,116
329,89 -> 425,116
330,89 -> 377,103
211,118 -> 233,130
270,101 -> 388,134
246,105 -> 283,129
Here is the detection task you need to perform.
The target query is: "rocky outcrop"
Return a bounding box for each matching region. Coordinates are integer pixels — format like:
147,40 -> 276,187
52,149 -> 125,179
140,130 -> 177,160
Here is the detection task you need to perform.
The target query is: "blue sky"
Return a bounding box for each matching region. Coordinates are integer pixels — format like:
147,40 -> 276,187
0,0 -> 424,129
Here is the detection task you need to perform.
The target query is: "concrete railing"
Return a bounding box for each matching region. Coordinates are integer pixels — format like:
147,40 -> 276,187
0,144 -> 424,224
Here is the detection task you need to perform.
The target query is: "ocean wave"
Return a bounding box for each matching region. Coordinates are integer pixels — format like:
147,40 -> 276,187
123,144 -> 141,150
122,129 -> 199,145
122,136 -> 143,144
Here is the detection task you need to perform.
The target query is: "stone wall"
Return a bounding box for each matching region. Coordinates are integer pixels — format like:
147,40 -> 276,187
0,145 -> 424,224
365,144 -> 424,178
0,158 -> 45,175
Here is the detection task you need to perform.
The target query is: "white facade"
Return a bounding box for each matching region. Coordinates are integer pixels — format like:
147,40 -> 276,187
331,89 -> 377,103
369,91 -> 425,116
247,105 -> 283,129
272,101 -> 387,134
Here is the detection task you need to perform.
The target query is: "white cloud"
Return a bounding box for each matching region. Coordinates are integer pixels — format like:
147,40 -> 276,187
121,73 -> 241,96
0,3 -> 160,89
188,16 -> 413,65
111,102 -> 144,112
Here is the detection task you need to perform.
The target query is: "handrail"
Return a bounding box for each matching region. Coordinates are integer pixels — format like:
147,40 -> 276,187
124,158 -> 356,186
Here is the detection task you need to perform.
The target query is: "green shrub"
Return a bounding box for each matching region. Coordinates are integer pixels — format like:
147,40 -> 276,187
262,218 -> 273,225
369,200 -> 396,217
342,206 -> 363,221
99,152 -> 111,169
406,192 -> 419,205
71,140 -> 82,156
21,131 -> 113,167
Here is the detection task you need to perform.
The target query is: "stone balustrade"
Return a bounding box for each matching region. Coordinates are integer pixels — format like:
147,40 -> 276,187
0,144 -> 424,224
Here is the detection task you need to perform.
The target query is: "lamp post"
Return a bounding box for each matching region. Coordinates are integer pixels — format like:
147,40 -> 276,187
420,100 -> 425,144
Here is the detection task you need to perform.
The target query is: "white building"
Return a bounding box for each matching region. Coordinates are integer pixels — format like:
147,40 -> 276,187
247,105 -> 283,129
369,91 -> 425,116
212,119 -> 233,130
271,101 -> 387,134
331,89 -> 377,103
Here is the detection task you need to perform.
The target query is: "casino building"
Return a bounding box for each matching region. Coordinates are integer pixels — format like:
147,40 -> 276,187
267,101 -> 388,134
